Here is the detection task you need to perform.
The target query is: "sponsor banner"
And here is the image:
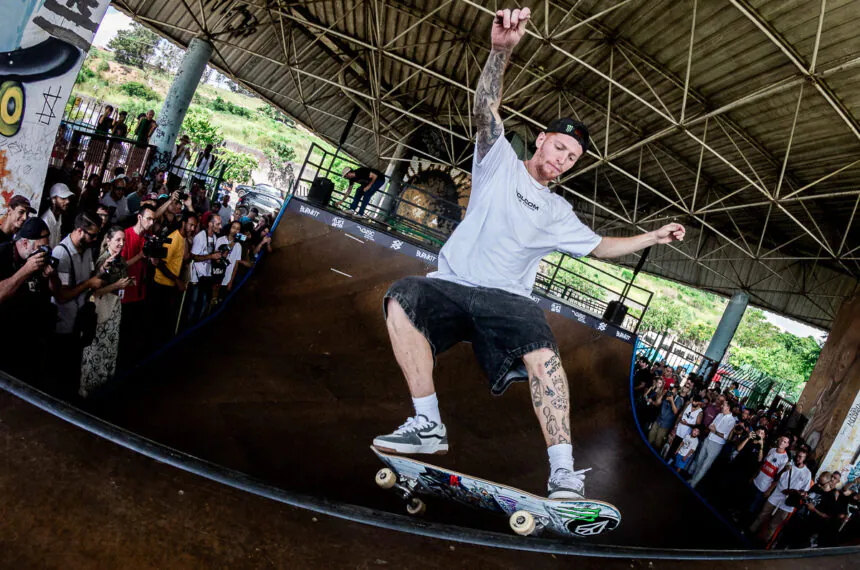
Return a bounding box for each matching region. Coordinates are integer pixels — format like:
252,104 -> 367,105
290,198 -> 635,344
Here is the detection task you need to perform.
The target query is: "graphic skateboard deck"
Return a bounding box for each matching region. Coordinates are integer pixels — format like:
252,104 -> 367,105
372,446 -> 621,538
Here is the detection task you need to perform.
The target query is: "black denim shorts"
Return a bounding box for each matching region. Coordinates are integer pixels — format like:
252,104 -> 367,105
383,276 -> 558,395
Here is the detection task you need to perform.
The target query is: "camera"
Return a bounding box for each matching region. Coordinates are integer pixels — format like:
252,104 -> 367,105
99,256 -> 124,279
31,245 -> 59,269
143,233 -> 172,259
211,244 -> 231,275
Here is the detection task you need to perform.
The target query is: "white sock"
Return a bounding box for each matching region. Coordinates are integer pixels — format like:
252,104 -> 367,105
412,393 -> 441,425
548,443 -> 574,473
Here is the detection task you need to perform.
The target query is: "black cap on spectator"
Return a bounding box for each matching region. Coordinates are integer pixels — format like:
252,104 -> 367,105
15,217 -> 50,240
8,195 -> 36,214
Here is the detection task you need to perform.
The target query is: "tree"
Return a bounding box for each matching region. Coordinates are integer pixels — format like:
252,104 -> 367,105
107,22 -> 159,69
217,148 -> 259,184
263,136 -> 297,189
180,108 -> 225,148
150,39 -> 185,75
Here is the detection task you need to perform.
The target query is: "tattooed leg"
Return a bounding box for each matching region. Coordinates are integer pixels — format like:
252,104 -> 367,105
523,348 -> 572,447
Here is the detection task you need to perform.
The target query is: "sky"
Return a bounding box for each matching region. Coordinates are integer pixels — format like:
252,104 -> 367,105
84,9 -> 830,343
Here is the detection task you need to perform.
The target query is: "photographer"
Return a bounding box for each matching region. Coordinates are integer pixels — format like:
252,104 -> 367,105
213,221 -> 253,301
0,218 -> 61,381
750,450 -> 812,546
781,471 -> 841,548
649,382 -> 682,451
151,212 -> 198,340
80,227 -> 134,397
51,212 -> 106,398
187,213 -> 222,325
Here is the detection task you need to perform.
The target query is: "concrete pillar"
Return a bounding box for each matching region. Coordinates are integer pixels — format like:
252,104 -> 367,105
151,37 -> 214,155
797,294 -> 860,478
697,291 -> 749,379
369,143 -> 407,220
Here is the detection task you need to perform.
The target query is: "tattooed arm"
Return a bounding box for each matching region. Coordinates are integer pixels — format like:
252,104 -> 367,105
474,8 -> 531,160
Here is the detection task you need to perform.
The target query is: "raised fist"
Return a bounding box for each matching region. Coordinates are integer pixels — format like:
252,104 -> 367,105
491,8 -> 531,51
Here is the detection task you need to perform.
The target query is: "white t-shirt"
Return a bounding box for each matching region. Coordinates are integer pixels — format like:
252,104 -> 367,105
41,209 -> 62,249
753,448 -> 791,492
220,205 -> 234,229
677,434 -> 699,459
190,230 -> 216,282
195,154 -> 215,176
427,136 -> 602,297
767,463 -> 813,513
171,145 -> 190,175
676,404 -> 702,439
100,193 -> 129,224
215,236 -> 243,286
707,412 -> 737,445
52,236 -> 95,334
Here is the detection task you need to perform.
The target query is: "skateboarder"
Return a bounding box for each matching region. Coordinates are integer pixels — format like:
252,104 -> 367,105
373,7 -> 686,500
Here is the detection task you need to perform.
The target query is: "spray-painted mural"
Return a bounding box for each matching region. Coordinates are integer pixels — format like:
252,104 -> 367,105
0,0 -> 110,215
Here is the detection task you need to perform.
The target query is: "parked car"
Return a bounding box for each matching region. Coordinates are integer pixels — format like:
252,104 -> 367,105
238,190 -> 282,215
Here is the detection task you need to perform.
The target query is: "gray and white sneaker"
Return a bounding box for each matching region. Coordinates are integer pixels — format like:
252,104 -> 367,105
547,466 -> 591,500
373,414 -> 449,455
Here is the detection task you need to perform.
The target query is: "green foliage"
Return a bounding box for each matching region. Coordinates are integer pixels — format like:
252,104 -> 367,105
208,96 -> 252,118
76,66 -> 95,84
263,136 -> 297,189
97,61 -> 110,73
218,148 -> 258,184
122,99 -> 160,123
119,81 -> 160,101
258,104 -> 295,127
107,22 -> 159,69
180,108 -> 225,148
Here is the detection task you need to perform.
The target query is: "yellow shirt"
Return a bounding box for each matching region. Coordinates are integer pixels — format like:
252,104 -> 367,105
154,230 -> 186,286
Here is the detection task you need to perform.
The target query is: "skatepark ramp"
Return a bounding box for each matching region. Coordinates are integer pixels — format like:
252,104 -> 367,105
2,197 -> 858,560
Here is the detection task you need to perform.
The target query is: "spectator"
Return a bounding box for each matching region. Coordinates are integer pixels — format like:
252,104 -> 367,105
749,450 -> 812,546
674,426 -> 700,474
79,173 -> 103,213
0,196 -> 36,243
112,110 -> 129,139
783,471 -> 841,548
51,212 -> 105,398
649,383 -> 682,451
701,393 -> 721,428
667,395 -> 703,459
151,212 -> 197,339
135,109 -> 157,147
95,105 -> 114,134
192,144 -> 217,187
219,195 -> 233,231
190,181 -> 210,213
720,426 -> 769,516
730,381 -> 741,398
94,204 -> 111,245
0,218 -> 61,381
42,183 -> 73,248
338,165 -> 386,217
214,220 -> 252,299
167,135 -> 192,191
118,204 -> 156,368
661,365 -> 677,390
100,175 -> 130,224
187,213 -> 222,324
641,377 -> 664,428
691,400 -> 737,487
79,226 -> 133,397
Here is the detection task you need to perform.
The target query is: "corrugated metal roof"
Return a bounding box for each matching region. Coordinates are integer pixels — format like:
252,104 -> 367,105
114,0 -> 860,330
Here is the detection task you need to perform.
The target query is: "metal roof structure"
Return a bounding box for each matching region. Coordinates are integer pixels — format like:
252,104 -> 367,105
113,0 -> 860,330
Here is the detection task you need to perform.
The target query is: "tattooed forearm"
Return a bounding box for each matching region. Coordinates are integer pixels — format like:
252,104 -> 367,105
474,49 -> 509,160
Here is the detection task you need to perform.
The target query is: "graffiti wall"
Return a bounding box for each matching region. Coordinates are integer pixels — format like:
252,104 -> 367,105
0,0 -> 110,215
799,294 -> 860,473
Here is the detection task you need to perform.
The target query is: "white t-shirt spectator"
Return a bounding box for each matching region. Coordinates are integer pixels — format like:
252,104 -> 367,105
706,412 -> 737,445
675,403 -> 702,439
101,193 -> 129,224
215,236 -> 243,286
52,235 -> 95,334
428,136 -> 602,298
171,146 -> 190,175
195,154 -> 215,177
767,463 -> 813,513
220,205 -> 234,230
41,209 -> 61,249
677,434 -> 699,459
191,229 -> 216,283
753,448 -> 791,492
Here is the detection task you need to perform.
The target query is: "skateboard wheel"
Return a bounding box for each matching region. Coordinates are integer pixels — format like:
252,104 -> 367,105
375,468 -> 397,489
510,510 -> 536,536
406,497 -> 426,516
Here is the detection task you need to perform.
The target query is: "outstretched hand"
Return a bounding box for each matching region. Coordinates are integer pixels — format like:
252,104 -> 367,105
653,223 -> 686,244
491,8 -> 531,51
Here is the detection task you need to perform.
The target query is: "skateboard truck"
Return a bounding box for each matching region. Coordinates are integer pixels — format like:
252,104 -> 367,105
375,467 -> 426,515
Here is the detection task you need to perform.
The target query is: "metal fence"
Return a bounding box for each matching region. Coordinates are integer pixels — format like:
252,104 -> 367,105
635,333 -> 713,376
292,143 -> 653,332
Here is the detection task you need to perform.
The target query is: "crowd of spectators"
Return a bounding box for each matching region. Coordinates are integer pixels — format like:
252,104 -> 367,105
0,130 -> 275,402
634,356 -> 860,549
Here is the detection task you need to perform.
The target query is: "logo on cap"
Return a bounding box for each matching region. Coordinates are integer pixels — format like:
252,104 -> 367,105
566,124 -> 573,133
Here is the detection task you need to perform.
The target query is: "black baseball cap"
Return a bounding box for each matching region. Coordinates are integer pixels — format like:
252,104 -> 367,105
8,195 -> 36,214
545,118 -> 589,154
15,217 -> 49,240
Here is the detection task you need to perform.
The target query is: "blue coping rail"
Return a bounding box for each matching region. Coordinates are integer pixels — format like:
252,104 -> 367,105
1,196 -> 859,560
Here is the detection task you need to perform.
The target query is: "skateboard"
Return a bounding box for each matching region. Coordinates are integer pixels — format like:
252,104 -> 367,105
372,446 -> 621,538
